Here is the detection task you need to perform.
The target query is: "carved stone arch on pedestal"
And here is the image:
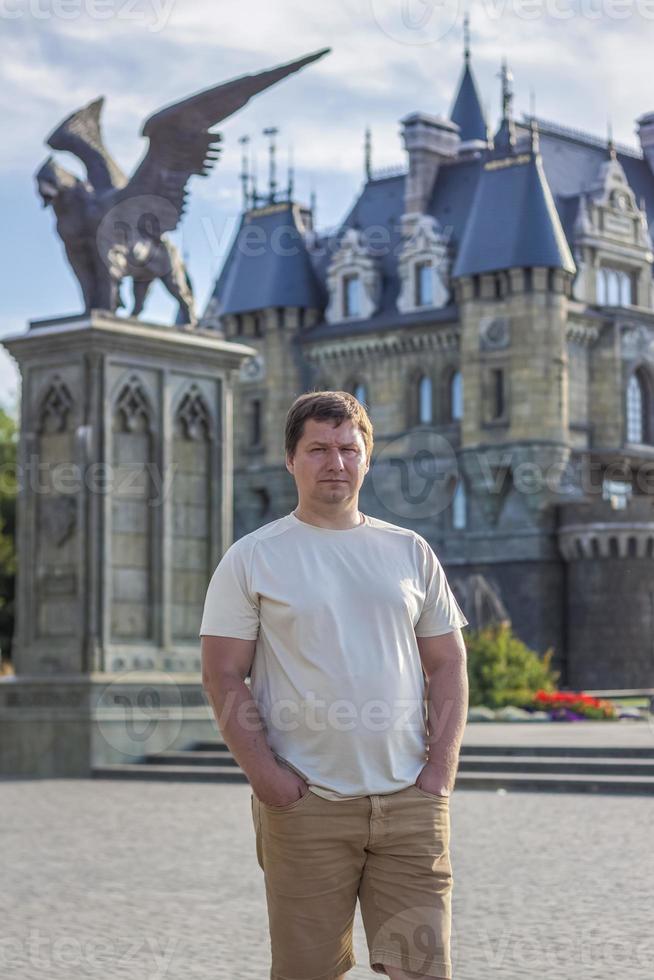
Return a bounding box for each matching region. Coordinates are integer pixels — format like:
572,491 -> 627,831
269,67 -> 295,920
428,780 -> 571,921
110,374 -> 156,642
171,383 -> 214,641
112,373 -> 157,435
36,375 -> 75,435
34,375 -> 78,646
172,383 -> 215,442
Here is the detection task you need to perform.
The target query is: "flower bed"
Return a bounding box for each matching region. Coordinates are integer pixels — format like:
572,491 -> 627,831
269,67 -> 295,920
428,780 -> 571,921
529,689 -> 617,720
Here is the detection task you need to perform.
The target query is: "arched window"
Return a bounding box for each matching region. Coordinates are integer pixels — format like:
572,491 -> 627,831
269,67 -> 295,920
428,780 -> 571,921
415,262 -> 433,307
596,270 -> 607,305
450,370 -> 463,421
606,269 -> 620,305
452,480 -> 467,530
353,382 -> 367,406
598,267 -> 633,306
626,372 -> 647,444
343,275 -> 361,318
251,398 -> 263,446
418,375 -> 432,424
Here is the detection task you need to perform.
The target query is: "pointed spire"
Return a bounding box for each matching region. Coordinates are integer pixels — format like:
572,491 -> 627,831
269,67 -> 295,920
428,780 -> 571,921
287,144 -> 294,201
500,58 -> 514,120
494,59 -> 516,153
310,185 -> 317,225
607,120 -> 617,160
450,13 -> 487,143
365,127 -> 372,180
238,135 -> 250,209
251,148 -> 259,208
263,126 -> 279,203
463,11 -> 471,65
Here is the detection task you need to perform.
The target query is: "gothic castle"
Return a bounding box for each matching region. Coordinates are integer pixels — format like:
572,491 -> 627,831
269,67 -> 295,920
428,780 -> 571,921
201,38 -> 654,690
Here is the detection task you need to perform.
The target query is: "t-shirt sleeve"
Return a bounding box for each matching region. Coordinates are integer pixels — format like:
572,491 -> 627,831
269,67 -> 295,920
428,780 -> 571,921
198,541 -> 260,640
414,538 -> 469,637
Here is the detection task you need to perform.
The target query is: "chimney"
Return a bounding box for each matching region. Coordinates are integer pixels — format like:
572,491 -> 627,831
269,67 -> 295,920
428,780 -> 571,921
636,111 -> 654,174
401,113 -> 460,224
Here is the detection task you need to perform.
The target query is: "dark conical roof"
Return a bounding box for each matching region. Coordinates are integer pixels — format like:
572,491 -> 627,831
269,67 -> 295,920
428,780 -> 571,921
209,202 -> 325,316
450,62 -> 487,143
452,147 -> 576,277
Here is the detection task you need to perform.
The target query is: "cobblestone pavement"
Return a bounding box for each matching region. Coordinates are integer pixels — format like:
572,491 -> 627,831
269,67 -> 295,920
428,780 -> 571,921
1,780 -> 652,980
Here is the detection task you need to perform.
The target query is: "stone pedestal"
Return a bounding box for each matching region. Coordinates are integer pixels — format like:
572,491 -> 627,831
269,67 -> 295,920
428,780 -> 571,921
0,310 -> 255,775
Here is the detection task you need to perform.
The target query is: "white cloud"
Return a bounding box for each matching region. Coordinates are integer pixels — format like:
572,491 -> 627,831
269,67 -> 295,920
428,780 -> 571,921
2,0 -> 654,334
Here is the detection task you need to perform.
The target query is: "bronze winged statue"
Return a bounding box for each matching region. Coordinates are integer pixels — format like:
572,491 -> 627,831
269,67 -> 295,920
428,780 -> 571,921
35,49 -> 329,326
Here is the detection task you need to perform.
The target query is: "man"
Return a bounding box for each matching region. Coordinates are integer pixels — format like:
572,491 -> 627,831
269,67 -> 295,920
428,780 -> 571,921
200,390 -> 469,980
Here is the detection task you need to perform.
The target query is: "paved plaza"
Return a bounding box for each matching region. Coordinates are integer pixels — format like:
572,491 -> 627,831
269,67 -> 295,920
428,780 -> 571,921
2,778 -> 653,980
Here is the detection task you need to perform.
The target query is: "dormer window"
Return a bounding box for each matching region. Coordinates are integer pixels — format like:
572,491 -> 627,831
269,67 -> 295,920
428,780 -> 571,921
325,229 -> 380,324
397,216 -> 449,314
415,262 -> 433,307
343,275 -> 361,318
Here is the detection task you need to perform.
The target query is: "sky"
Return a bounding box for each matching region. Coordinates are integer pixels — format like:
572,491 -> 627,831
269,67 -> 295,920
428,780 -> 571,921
2,0 -> 654,412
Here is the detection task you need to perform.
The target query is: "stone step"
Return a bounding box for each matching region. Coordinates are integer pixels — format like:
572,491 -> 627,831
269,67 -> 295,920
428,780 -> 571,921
143,750 -> 240,767
91,763 -> 654,794
461,743 -> 654,759
190,740 -> 654,760
93,764 -> 249,782
459,755 -> 654,776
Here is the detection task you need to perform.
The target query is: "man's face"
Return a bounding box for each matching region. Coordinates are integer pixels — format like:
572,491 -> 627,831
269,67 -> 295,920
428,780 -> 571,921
286,417 -> 370,508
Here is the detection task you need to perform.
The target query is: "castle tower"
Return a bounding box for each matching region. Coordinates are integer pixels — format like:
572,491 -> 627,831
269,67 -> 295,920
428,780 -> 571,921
451,114 -> 577,666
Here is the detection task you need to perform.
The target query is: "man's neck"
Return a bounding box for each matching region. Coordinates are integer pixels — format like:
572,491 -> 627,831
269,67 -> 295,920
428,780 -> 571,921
293,504 -> 363,530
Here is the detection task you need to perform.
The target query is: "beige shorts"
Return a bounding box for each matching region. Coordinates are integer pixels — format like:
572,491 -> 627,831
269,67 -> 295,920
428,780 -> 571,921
251,783 -> 453,980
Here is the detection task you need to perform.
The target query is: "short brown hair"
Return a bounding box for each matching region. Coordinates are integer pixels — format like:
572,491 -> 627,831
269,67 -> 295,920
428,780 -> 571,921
285,390 -> 374,462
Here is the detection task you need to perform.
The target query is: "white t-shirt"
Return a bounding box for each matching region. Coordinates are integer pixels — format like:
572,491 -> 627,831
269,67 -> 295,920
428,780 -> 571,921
199,511 -> 468,800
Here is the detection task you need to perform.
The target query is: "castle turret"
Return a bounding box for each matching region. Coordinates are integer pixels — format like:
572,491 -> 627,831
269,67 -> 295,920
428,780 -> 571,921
449,14 -> 488,149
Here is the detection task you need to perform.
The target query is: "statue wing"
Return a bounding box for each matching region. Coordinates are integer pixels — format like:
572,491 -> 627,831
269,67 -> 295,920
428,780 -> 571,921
115,48 -> 330,236
46,97 -> 128,192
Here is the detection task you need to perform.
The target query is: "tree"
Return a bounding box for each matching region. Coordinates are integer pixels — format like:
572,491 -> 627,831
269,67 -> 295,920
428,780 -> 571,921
0,400 -> 17,665
465,622 -> 559,708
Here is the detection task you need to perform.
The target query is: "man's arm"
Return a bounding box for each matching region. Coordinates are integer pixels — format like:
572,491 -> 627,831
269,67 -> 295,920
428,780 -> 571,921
415,628 -> 469,796
201,635 -> 307,805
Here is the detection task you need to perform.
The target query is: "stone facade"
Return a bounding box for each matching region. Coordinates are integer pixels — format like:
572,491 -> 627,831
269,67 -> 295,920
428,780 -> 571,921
204,54 -> 654,689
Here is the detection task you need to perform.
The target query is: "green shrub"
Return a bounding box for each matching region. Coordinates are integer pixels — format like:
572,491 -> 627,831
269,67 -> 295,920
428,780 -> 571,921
465,622 -> 559,708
